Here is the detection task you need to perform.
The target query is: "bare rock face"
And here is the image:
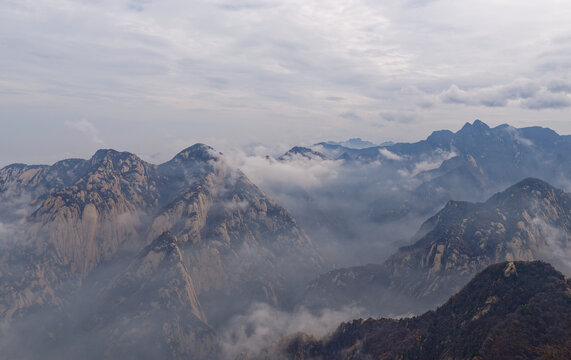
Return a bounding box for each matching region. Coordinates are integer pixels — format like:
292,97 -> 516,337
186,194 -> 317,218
385,177 -> 571,306
0,150 -> 158,321
0,144 -> 323,359
90,231 -> 216,360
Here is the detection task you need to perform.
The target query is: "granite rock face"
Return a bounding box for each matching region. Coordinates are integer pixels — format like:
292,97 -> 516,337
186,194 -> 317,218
301,178 -> 571,315
386,177 -> 571,306
0,144 -> 322,359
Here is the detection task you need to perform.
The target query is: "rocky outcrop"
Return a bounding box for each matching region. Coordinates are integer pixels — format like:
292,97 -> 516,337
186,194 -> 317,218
0,144 -> 323,359
386,177 -> 571,306
90,231 -> 216,360
0,150 -> 158,321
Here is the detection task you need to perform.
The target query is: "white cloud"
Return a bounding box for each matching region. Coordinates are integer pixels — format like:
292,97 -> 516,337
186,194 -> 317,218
226,149 -> 341,190
220,302 -> 363,359
379,148 -> 404,161
532,218 -> 571,275
65,120 -> 104,146
398,150 -> 457,177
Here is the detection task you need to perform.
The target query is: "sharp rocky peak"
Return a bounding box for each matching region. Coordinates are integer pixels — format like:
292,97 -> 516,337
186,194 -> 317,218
88,149 -> 150,175
488,177 -> 563,205
459,119 -> 490,133
280,146 -> 327,160
168,143 -> 221,164
507,177 -> 554,192
91,148 -> 137,163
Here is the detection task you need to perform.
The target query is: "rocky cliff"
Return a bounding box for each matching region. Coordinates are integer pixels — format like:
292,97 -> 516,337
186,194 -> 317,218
0,144 -> 323,359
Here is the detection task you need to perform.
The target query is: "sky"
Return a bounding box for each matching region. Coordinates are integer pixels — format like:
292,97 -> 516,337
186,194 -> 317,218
1,0 -> 571,167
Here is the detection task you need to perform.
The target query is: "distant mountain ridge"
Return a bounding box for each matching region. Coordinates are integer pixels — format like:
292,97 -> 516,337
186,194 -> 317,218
322,138 -> 379,149
280,121 -> 571,222
269,120 -> 571,271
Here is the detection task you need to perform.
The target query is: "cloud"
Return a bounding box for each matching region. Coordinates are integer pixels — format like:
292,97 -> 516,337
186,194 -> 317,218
223,147 -> 456,268
438,79 -> 571,110
398,150 -> 457,177
379,110 -> 416,124
65,120 -> 105,146
532,218 -> 571,275
379,148 -> 404,161
340,112 -> 362,121
521,91 -> 571,110
226,148 -> 341,191
439,80 -> 541,107
3,0 -> 571,167
219,302 -> 363,359
439,84 -> 474,105
500,125 -> 534,147
547,80 -> 571,94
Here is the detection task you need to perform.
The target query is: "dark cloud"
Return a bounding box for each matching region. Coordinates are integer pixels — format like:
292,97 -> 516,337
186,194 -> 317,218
439,80 -> 570,110
522,91 -> 571,110
547,80 -> 571,94
340,112 -> 362,121
379,111 -> 416,123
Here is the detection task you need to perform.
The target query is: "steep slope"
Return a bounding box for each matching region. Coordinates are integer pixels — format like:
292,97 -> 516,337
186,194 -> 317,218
258,261 -> 571,360
301,177 -> 571,315
0,144 -> 323,359
386,177 -> 571,305
88,231 -> 216,360
0,149 -> 159,321
149,145 -> 323,324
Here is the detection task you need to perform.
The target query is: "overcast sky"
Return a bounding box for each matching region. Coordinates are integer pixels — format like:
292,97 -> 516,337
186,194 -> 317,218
1,0 -> 571,167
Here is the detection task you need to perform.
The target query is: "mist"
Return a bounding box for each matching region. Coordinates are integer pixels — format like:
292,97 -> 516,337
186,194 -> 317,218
3,128 -> 571,359
219,302 -> 364,359
533,217 -> 571,275
225,145 -> 464,268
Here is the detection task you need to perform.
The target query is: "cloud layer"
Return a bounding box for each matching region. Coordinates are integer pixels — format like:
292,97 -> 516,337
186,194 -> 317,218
2,0 -> 571,166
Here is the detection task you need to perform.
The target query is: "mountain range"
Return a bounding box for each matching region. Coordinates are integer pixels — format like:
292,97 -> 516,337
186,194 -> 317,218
0,144 -> 322,359
301,177 -> 571,315
1,121 -> 570,359
270,120 -> 571,267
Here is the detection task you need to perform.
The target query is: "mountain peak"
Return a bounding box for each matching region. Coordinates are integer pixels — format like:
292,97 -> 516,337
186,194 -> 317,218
169,143 -> 220,164
324,138 -> 377,149
493,177 -> 559,203
459,119 -> 490,133
91,148 -> 130,161
512,177 -> 553,190
279,146 -> 326,160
